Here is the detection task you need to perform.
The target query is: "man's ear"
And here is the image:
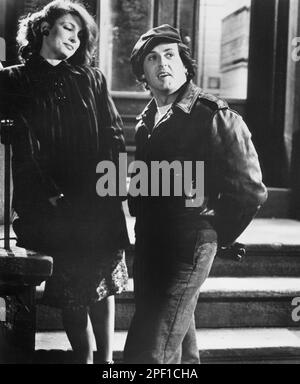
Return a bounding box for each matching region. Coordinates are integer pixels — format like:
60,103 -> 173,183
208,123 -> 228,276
41,21 -> 51,35
140,75 -> 150,91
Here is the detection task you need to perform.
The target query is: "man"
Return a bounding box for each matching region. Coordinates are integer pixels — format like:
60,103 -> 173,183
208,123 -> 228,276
124,25 -> 268,364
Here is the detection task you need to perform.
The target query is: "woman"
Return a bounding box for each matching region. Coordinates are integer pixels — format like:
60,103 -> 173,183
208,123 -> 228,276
0,0 -> 129,364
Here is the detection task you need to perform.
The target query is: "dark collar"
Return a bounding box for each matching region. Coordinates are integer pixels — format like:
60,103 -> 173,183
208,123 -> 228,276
175,82 -> 203,114
26,54 -> 81,76
137,81 -> 203,123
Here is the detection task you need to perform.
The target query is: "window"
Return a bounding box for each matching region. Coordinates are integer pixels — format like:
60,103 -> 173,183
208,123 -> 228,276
98,0 -> 201,94
24,0 -> 49,13
99,0 -> 153,93
198,0 -> 251,99
99,0 -> 251,99
0,298 -> 6,322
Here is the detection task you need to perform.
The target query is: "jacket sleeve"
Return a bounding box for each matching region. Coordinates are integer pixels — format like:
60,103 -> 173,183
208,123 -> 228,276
1,68 -> 61,216
210,109 -> 268,247
94,69 -> 127,202
11,115 -> 62,202
127,121 -> 145,217
95,69 -> 126,161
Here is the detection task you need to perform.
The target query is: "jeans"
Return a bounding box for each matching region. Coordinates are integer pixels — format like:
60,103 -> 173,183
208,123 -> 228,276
123,241 -> 217,364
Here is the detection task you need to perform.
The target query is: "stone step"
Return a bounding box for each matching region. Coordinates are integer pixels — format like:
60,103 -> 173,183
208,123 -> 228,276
124,218 -> 300,277
126,245 -> 300,278
34,328 -> 300,364
36,277 -> 300,331
256,188 -> 291,218
208,218 -> 300,277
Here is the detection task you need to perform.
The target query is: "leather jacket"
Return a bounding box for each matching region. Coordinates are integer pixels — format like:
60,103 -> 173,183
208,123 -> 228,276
129,81 -> 268,247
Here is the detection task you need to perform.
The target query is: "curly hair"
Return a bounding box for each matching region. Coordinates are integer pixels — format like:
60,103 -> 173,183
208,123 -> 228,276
178,43 -> 197,82
17,0 -> 98,65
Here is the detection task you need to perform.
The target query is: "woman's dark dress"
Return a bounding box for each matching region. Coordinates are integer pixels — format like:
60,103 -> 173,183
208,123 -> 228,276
0,55 -> 129,309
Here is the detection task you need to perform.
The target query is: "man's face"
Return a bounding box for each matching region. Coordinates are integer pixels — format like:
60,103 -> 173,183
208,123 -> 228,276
142,43 -> 187,96
41,14 -> 83,60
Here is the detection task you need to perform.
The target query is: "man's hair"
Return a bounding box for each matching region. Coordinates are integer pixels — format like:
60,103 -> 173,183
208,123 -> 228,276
136,42 -> 197,85
177,43 -> 197,82
17,0 -> 98,65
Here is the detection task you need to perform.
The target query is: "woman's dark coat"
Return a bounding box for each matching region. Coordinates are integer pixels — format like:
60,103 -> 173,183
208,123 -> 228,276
0,55 -> 129,254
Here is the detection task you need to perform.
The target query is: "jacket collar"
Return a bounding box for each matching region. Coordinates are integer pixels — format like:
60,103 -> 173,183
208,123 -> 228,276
175,81 -> 203,114
137,81 -> 203,123
26,54 -> 81,76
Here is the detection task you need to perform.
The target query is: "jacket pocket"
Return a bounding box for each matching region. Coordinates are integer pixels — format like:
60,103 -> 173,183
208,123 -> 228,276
174,226 -> 218,265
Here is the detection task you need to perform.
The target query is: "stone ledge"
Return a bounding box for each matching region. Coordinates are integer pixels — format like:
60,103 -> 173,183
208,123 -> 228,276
124,215 -> 300,248
0,246 -> 53,287
34,328 -> 300,364
35,277 -> 300,301
116,277 -> 300,300
35,328 -> 300,351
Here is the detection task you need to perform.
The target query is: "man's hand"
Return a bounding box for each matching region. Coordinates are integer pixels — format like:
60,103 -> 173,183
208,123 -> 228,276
217,242 -> 246,262
48,194 -> 65,207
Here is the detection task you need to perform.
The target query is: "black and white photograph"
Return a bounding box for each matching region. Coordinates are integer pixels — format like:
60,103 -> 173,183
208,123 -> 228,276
0,0 -> 300,369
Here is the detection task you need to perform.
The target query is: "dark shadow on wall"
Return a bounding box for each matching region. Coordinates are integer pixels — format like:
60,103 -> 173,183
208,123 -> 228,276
246,0 -> 290,188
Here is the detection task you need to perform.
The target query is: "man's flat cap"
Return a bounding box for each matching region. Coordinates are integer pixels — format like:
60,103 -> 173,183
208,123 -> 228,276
131,24 -> 182,78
